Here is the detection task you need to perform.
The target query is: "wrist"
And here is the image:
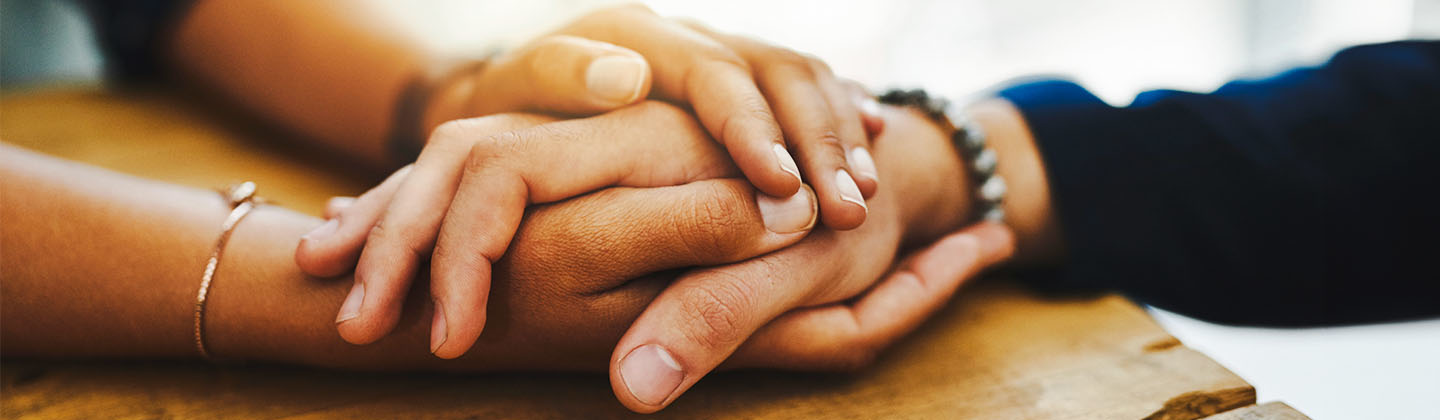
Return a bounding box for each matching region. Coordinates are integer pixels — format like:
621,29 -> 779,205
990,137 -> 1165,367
870,106 -> 974,243
966,99 -> 1062,265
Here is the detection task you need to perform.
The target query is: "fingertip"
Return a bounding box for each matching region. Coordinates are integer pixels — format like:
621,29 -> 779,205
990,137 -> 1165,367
818,203 -> 867,231
585,53 -> 652,106
847,147 -> 879,197
971,222 -> 1018,261
426,258 -> 495,360
334,264 -> 404,346
491,35 -> 654,115
756,183 -> 817,235
613,343 -> 683,413
853,176 -> 879,198
429,302 -> 449,356
818,169 -> 868,230
859,98 -> 885,137
739,144 -> 803,198
324,196 -> 355,219
429,305 -> 486,360
336,318 -> 383,346
295,219 -> 351,277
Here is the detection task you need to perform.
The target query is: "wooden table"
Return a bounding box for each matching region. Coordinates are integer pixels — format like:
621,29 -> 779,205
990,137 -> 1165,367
0,89 -> 1309,419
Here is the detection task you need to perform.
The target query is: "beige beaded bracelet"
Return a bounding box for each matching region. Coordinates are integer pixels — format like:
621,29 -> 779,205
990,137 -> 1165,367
194,181 -> 261,360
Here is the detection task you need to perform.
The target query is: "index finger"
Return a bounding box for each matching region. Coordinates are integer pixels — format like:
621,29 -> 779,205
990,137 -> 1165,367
509,179 -> 818,295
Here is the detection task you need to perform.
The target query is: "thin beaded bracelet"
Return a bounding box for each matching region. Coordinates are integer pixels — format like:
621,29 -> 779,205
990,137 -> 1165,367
878,89 -> 1006,223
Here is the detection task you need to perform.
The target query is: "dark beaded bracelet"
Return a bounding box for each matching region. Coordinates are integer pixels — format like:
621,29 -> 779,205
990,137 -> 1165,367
878,89 -> 1006,223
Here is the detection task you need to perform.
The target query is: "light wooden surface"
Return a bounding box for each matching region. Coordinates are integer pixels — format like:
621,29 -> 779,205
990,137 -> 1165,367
0,89 -> 1302,419
1200,402 -> 1311,420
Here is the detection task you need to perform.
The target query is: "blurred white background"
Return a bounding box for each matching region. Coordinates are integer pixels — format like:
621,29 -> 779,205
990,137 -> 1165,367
374,0 -> 1440,104
4,0 -> 1439,418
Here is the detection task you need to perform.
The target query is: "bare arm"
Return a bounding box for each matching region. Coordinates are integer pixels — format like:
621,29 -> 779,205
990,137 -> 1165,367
165,0 -> 426,165
162,1 -> 663,167
0,143 -> 794,370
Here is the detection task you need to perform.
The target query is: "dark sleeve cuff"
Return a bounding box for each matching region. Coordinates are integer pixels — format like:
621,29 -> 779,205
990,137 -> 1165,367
995,80 -> 1331,325
996,80 -> 1139,295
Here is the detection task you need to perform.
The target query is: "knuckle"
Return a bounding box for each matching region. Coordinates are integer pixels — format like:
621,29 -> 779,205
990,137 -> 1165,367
429,120 -> 471,147
674,185 -> 750,260
804,131 -> 850,163
366,218 -> 428,261
678,277 -> 756,349
771,50 -> 814,74
432,116 -> 521,150
689,50 -> 751,80
463,131 -> 524,175
714,97 -> 780,148
802,53 -> 832,74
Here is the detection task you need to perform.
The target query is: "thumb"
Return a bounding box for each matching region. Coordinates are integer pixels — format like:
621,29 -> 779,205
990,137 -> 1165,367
473,35 -> 652,116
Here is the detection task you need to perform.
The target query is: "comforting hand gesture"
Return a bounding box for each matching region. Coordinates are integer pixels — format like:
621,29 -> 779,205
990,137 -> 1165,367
299,102 -> 1013,413
296,4 -> 885,360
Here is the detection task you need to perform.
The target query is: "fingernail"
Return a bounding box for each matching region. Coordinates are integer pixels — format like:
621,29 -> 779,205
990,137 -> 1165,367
586,55 -> 648,104
773,144 -> 801,181
858,96 -> 881,118
848,147 -> 878,182
326,197 -> 355,213
619,344 -> 684,406
430,302 -> 447,354
835,169 -> 866,210
757,187 -> 817,233
302,219 -> 339,242
335,282 -> 364,323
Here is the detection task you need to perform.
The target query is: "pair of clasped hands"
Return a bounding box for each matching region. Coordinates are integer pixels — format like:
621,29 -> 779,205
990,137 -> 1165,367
293,5 -> 1013,413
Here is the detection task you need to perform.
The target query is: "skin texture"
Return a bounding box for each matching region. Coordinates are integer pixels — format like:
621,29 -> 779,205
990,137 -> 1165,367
301,102 -> 819,359
168,0 -> 889,362
1,99 -> 1050,412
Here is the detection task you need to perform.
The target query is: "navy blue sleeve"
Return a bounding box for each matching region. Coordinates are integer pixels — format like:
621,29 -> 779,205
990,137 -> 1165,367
998,41 -> 1440,326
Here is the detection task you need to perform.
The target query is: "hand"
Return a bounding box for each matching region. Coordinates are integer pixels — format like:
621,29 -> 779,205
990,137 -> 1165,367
304,106 -> 1016,415
425,5 -> 885,229
296,101 -> 822,358
420,34 -> 657,130
284,178 -> 820,371
550,4 -> 882,228
602,105 -> 999,412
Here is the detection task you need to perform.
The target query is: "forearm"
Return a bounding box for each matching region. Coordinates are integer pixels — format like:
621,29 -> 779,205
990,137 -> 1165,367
164,0 -> 430,166
967,100 -> 1062,265
0,145 -> 433,367
1,145 -> 223,358
1,144 -> 671,370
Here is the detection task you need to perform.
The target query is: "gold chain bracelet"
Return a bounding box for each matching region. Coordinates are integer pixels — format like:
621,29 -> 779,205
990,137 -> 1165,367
194,181 -> 261,360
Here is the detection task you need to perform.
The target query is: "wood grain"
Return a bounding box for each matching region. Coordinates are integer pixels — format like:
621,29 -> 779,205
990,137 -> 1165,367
1,88 -> 1297,419
1199,402 -> 1312,420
